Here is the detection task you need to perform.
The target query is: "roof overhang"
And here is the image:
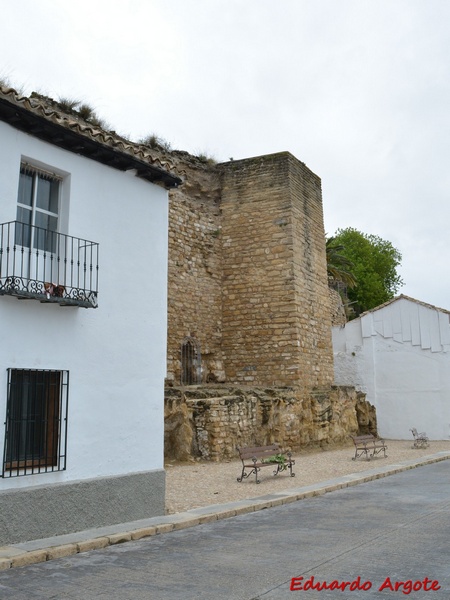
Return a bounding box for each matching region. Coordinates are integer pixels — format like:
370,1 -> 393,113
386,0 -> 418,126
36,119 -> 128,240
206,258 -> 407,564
0,96 -> 181,189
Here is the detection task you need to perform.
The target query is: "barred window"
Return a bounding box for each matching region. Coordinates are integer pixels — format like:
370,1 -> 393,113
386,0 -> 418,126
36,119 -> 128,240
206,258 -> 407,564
2,369 -> 69,477
180,337 -> 202,385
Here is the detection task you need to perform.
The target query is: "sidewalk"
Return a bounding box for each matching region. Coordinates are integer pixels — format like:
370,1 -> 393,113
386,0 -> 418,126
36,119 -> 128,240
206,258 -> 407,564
1,444 -> 450,571
165,439 -> 450,513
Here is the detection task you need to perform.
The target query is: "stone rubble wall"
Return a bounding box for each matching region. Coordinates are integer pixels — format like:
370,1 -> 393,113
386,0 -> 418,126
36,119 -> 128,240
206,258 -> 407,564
164,385 -> 376,461
166,160 -> 225,384
329,288 -> 347,327
164,150 -> 335,388
158,150 -> 358,463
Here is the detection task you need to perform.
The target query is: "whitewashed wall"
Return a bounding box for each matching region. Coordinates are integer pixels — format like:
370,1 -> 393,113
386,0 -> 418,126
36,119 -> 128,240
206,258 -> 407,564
333,297 -> 450,440
0,121 -> 168,491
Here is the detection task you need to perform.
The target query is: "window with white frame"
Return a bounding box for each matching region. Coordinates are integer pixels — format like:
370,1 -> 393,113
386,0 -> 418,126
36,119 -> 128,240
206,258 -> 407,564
16,164 -> 61,253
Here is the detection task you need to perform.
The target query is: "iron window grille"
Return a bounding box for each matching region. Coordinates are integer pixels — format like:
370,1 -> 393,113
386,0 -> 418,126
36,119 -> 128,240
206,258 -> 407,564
180,337 -> 202,385
2,369 -> 69,477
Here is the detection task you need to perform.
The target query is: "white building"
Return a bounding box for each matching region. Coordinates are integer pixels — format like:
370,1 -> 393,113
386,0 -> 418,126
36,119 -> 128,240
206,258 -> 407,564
333,295 -> 450,441
0,86 -> 180,545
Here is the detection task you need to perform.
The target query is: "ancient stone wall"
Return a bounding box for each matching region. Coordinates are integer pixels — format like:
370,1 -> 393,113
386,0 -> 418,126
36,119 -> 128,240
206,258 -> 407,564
165,150 -> 335,392
164,385 -> 376,461
160,151 -> 356,463
166,159 -> 225,384
329,288 -> 347,327
289,154 -> 334,388
218,153 -> 333,387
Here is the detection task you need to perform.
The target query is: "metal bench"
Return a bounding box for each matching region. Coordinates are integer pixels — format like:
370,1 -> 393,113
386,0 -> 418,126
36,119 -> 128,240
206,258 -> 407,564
410,428 -> 429,449
350,434 -> 388,461
237,444 -> 295,484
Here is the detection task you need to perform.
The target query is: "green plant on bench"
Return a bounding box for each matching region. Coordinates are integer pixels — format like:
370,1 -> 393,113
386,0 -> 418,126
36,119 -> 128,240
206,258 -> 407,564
261,453 -> 288,471
237,444 -> 295,484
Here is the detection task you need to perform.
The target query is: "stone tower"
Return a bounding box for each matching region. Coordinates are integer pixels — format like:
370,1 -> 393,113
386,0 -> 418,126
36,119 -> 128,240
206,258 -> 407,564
165,151 -> 334,390
219,152 -> 333,389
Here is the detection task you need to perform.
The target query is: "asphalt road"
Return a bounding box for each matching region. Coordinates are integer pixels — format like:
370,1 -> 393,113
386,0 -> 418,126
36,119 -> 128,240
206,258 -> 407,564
1,461 -> 449,600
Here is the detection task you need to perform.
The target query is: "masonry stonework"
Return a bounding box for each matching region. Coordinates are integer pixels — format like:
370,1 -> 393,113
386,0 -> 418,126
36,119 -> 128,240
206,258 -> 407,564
163,150 -> 370,457
166,158 -> 225,384
165,386 -> 375,462
219,153 -> 333,387
329,288 -> 347,327
166,151 -> 333,388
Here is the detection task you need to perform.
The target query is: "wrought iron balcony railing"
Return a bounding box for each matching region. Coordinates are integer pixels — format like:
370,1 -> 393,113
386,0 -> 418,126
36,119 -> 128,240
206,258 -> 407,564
0,221 -> 99,308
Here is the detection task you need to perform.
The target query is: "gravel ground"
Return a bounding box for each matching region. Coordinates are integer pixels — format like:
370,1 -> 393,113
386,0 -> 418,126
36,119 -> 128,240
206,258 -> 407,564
165,439 -> 450,514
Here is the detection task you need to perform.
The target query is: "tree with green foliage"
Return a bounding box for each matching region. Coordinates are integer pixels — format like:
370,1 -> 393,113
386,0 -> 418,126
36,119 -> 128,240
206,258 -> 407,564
326,236 -> 357,289
330,228 -> 404,316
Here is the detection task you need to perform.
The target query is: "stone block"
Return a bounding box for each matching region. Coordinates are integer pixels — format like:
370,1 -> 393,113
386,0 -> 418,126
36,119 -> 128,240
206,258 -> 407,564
77,537 -> 110,553
156,523 -> 174,534
107,532 -> 132,545
131,527 -> 157,540
12,550 -> 48,568
47,544 -> 78,560
0,558 -> 11,571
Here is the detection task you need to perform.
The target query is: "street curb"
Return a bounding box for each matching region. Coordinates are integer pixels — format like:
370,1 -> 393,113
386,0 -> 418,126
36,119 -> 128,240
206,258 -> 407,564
1,451 -> 449,571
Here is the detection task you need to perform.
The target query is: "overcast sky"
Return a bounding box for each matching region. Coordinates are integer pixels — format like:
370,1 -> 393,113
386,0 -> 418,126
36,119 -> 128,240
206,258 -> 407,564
2,1 -> 449,309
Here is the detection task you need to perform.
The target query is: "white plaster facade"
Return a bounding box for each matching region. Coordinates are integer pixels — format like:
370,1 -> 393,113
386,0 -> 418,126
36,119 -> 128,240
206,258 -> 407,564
0,90 -> 179,544
332,295 -> 450,441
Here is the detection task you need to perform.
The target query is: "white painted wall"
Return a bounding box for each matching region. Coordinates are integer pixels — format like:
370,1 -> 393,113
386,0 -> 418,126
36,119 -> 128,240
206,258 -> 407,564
333,297 -> 450,440
0,121 -> 168,489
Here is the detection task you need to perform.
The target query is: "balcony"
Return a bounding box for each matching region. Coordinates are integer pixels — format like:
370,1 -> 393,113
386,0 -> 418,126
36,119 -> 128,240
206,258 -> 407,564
0,221 -> 99,308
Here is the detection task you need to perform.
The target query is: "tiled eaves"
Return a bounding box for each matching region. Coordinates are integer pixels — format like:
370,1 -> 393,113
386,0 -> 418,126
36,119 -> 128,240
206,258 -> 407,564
0,85 -> 184,189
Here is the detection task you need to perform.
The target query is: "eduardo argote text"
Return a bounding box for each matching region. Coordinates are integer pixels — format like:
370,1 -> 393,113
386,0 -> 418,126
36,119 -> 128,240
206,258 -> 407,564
290,575 -> 441,595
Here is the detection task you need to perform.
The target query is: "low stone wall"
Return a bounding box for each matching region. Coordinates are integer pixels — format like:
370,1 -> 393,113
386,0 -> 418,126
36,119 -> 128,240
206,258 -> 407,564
164,385 -> 376,461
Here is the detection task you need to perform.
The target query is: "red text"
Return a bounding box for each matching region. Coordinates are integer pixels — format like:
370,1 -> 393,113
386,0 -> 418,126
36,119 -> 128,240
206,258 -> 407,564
290,575 -> 372,592
378,577 -> 441,595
